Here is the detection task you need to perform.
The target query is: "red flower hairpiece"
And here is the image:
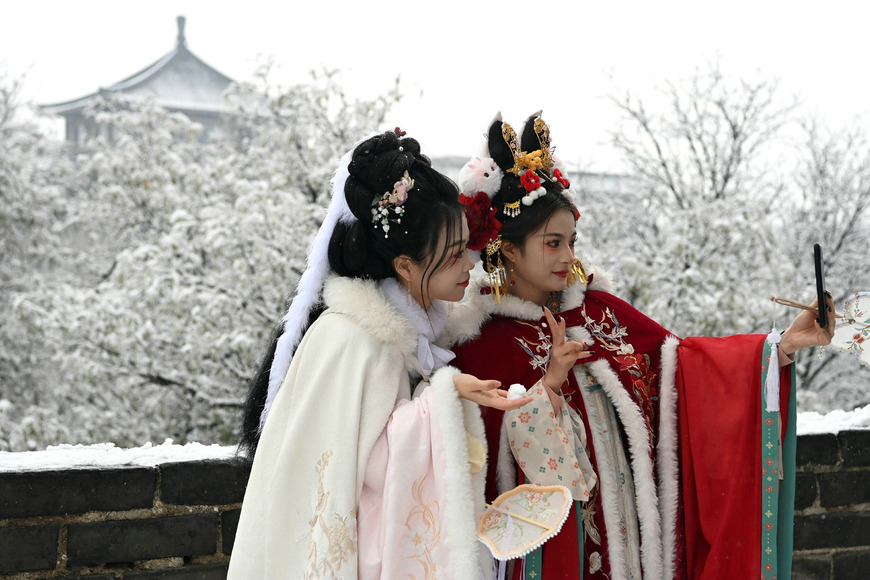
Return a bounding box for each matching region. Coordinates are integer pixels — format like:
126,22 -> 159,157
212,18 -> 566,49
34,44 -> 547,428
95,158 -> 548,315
460,192 -> 502,251
554,168 -> 570,189
572,203 -> 581,221
520,171 -> 542,192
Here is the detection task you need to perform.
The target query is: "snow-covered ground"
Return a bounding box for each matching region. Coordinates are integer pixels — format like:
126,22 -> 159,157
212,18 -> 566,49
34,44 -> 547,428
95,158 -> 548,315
2,405 -> 869,473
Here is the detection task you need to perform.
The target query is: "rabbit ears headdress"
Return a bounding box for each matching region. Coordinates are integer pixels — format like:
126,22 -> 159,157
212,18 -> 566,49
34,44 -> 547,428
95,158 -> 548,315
458,111 -> 579,253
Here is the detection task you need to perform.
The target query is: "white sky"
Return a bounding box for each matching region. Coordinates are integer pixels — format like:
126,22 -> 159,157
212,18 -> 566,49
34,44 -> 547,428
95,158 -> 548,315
2,1 -> 869,172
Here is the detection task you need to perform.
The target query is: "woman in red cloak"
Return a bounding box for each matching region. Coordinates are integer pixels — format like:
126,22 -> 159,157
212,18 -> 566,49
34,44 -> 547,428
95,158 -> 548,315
444,113 -> 834,579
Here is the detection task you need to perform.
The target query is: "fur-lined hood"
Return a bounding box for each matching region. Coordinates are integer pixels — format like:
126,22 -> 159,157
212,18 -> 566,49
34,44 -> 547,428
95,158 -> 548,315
441,264 -> 615,348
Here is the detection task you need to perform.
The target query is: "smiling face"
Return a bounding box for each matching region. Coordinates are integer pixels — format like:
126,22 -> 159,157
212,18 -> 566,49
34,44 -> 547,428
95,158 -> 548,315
501,208 -> 577,306
396,215 -> 473,309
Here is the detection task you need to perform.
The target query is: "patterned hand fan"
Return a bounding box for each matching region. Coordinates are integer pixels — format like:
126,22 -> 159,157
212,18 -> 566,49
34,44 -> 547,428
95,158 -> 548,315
772,291 -> 870,366
831,291 -> 870,366
477,484 -> 572,560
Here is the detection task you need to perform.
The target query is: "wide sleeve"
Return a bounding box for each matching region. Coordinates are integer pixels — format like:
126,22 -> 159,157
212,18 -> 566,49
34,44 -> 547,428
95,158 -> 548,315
228,313 -> 402,580
676,334 -> 795,580
503,381 -> 597,501
358,365 -> 494,580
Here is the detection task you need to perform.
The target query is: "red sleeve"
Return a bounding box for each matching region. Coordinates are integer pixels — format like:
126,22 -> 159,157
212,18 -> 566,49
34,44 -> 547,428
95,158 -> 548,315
676,335 -> 792,579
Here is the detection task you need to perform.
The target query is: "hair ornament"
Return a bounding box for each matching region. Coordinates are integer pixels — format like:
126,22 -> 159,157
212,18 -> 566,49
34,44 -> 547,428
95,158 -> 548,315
520,170 -> 541,192
531,117 -> 555,172
521,188 -> 547,207
504,200 -> 522,218
458,157 -> 503,199
553,168 -> 570,189
460,191 -> 502,251
371,170 -> 414,237
502,122 -> 525,176
458,155 -> 506,250
485,235 -> 508,302
518,149 -> 545,172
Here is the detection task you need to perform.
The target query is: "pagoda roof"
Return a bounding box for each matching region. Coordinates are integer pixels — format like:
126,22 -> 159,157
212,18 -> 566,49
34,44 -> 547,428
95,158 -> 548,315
41,16 -> 235,116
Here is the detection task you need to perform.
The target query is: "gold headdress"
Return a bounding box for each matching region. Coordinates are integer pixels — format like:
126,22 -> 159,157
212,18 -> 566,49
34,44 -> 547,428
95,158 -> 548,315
459,112 -> 585,301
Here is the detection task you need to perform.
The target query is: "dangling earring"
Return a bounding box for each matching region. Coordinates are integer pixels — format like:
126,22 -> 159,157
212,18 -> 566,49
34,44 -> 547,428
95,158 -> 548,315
566,258 -> 588,287
485,236 -> 508,303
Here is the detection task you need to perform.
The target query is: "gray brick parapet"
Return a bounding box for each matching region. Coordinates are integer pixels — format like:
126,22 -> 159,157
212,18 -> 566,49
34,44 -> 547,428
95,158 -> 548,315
0,457 -> 249,578
792,431 -> 870,580
0,433 -> 868,578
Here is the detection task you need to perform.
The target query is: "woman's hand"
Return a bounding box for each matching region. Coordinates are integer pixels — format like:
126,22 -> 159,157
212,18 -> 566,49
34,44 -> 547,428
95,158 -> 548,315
779,293 -> 837,357
542,308 -> 593,397
453,373 -> 533,410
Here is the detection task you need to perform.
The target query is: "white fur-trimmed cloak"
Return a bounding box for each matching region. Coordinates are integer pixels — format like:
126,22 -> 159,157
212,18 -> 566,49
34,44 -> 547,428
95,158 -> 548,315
229,276 -> 493,579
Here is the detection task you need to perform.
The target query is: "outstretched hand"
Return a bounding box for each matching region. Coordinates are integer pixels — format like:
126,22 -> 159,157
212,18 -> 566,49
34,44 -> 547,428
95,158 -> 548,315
542,307 -> 593,394
780,294 -> 837,356
453,373 -> 533,411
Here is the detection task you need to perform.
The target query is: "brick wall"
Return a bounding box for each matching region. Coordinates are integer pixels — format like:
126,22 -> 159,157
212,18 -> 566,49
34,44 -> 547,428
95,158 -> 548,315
792,430 -> 870,580
1,432 -> 868,579
0,457 -> 250,579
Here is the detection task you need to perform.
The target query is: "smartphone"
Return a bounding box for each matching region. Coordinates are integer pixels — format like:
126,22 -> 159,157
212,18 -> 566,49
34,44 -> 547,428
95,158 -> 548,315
814,243 -> 828,328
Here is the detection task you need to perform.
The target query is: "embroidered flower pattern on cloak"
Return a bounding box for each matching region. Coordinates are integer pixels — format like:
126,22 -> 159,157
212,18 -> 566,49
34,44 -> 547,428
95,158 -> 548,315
404,473 -> 441,580
514,320 -> 553,376
580,305 -> 658,436
306,451 -> 358,579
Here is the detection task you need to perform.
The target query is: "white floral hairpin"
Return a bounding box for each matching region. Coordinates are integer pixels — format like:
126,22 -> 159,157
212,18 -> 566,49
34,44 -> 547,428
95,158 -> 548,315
371,170 -> 414,238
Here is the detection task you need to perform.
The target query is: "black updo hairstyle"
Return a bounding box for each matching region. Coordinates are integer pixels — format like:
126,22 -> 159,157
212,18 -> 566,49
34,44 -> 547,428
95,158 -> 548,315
239,130 -> 462,457
483,114 -> 577,274
329,130 -> 464,293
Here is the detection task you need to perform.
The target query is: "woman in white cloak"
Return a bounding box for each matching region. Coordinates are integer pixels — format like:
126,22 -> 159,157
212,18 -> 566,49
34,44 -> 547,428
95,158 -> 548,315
229,130 -> 531,579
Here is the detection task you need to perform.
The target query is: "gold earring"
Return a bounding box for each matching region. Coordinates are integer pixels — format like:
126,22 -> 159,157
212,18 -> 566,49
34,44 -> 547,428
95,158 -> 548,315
567,258 -> 588,287
485,236 -> 508,303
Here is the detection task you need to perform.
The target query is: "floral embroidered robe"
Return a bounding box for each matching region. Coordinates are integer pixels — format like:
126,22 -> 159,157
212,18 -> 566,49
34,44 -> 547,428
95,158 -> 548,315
445,274 -> 796,580
229,277 -> 494,580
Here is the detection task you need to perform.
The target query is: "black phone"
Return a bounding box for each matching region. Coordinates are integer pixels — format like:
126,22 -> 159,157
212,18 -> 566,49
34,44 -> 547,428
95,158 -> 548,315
814,243 -> 828,328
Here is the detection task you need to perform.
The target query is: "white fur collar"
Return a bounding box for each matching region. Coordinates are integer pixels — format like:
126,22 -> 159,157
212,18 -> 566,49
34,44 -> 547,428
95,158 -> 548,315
322,276 -> 419,364
442,265 -> 614,347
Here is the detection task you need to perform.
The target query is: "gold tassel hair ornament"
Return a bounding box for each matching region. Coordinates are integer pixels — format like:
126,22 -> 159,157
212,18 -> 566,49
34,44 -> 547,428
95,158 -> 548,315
567,258 -> 588,286
485,235 -> 508,303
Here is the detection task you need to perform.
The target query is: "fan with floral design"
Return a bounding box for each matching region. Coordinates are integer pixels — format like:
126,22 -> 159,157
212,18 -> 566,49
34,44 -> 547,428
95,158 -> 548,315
772,291 -> 870,366
830,292 -> 870,366
477,484 -> 572,560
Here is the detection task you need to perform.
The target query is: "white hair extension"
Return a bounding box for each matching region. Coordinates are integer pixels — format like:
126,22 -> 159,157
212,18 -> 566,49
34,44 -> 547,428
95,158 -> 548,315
259,135 -> 375,432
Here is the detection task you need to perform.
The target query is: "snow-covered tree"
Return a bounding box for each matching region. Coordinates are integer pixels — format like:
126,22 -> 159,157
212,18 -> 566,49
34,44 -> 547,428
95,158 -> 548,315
0,70 -> 76,450
601,64 -> 869,406
780,120 -> 870,410
603,63 -> 793,338
2,69 -> 401,450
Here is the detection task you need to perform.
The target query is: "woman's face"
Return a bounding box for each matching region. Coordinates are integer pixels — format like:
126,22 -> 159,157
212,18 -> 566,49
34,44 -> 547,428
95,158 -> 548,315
406,216 -> 473,308
503,208 -> 577,306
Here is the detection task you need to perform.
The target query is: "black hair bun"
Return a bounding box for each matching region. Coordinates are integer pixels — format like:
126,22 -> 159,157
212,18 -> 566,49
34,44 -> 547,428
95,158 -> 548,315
344,131 -> 427,222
